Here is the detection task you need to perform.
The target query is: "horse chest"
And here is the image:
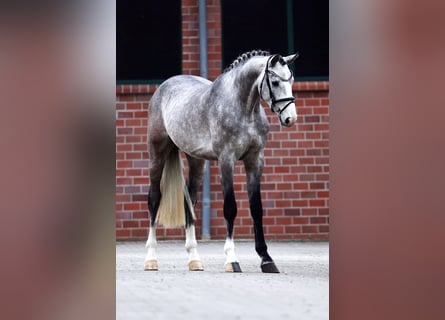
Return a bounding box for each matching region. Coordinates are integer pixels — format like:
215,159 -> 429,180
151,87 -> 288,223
217,122 -> 268,159
245,125 -> 266,146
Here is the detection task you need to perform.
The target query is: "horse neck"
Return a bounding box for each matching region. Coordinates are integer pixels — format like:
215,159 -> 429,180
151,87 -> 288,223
230,58 -> 266,114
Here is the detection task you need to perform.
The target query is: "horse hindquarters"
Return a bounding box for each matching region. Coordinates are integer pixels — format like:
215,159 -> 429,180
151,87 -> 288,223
144,149 -> 188,270
145,148 -> 204,271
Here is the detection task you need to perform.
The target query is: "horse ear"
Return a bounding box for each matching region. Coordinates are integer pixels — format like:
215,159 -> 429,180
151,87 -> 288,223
284,52 -> 299,65
270,54 -> 281,66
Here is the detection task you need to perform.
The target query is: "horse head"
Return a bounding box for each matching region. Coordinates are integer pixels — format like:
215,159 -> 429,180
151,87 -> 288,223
259,53 -> 299,127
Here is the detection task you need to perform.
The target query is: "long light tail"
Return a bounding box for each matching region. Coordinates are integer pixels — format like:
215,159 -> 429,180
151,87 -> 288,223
156,150 -> 195,228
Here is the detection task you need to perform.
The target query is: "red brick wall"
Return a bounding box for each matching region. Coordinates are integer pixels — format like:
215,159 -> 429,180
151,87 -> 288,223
206,0 -> 222,80
182,0 -> 221,80
116,0 -> 329,240
182,0 -> 199,75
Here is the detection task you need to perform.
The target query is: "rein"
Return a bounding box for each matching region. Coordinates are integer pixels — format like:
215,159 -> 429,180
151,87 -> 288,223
260,56 -> 295,116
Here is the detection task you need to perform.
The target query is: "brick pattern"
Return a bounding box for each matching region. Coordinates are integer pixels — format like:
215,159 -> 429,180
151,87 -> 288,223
206,0 -> 222,79
182,0 -> 221,80
182,0 -> 200,76
115,1 -> 329,240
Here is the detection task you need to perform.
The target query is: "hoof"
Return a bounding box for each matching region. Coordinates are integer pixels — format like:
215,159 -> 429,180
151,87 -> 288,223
188,260 -> 204,271
261,261 -> 280,273
224,262 -> 242,273
144,260 -> 158,271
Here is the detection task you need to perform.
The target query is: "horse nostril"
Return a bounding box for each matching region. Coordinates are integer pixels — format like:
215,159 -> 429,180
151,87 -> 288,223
282,116 -> 297,127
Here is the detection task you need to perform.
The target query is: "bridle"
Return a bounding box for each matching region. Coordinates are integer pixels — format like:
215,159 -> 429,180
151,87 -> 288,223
259,56 -> 295,116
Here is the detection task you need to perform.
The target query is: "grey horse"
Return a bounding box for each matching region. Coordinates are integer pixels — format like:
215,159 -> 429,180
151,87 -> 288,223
144,50 -> 298,273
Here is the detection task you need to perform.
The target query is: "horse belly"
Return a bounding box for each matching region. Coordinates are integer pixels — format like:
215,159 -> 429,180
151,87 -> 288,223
172,132 -> 216,160
164,114 -> 216,159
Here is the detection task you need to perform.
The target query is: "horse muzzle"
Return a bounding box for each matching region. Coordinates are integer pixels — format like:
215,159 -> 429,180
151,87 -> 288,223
272,97 -> 297,127
280,114 -> 298,127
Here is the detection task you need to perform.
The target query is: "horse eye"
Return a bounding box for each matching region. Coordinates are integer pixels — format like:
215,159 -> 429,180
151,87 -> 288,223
271,81 -> 279,87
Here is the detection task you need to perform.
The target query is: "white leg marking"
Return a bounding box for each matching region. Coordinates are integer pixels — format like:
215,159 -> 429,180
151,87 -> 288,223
185,225 -> 201,262
224,237 -> 239,265
185,225 -> 203,270
144,226 -> 158,268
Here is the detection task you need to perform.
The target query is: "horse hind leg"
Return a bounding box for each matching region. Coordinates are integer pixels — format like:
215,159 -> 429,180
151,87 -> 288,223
144,224 -> 158,271
185,225 -> 203,271
144,183 -> 162,271
184,155 -> 205,271
184,198 -> 203,271
144,138 -> 175,271
144,164 -> 164,271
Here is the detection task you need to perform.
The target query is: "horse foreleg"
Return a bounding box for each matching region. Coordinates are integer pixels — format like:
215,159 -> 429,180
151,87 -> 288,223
220,157 -> 242,272
244,155 -> 280,273
224,237 -> 241,272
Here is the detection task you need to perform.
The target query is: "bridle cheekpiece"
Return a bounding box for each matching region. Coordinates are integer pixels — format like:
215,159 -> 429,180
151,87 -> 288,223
259,55 -> 295,116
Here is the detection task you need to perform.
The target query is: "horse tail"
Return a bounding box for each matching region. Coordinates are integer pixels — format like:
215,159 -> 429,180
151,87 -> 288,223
156,149 -> 195,228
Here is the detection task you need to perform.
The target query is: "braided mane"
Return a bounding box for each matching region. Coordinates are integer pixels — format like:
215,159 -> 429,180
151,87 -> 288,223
223,50 -> 270,73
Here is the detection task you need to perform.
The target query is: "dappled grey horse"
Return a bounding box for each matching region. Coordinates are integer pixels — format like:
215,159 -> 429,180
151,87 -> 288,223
144,50 -> 298,273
